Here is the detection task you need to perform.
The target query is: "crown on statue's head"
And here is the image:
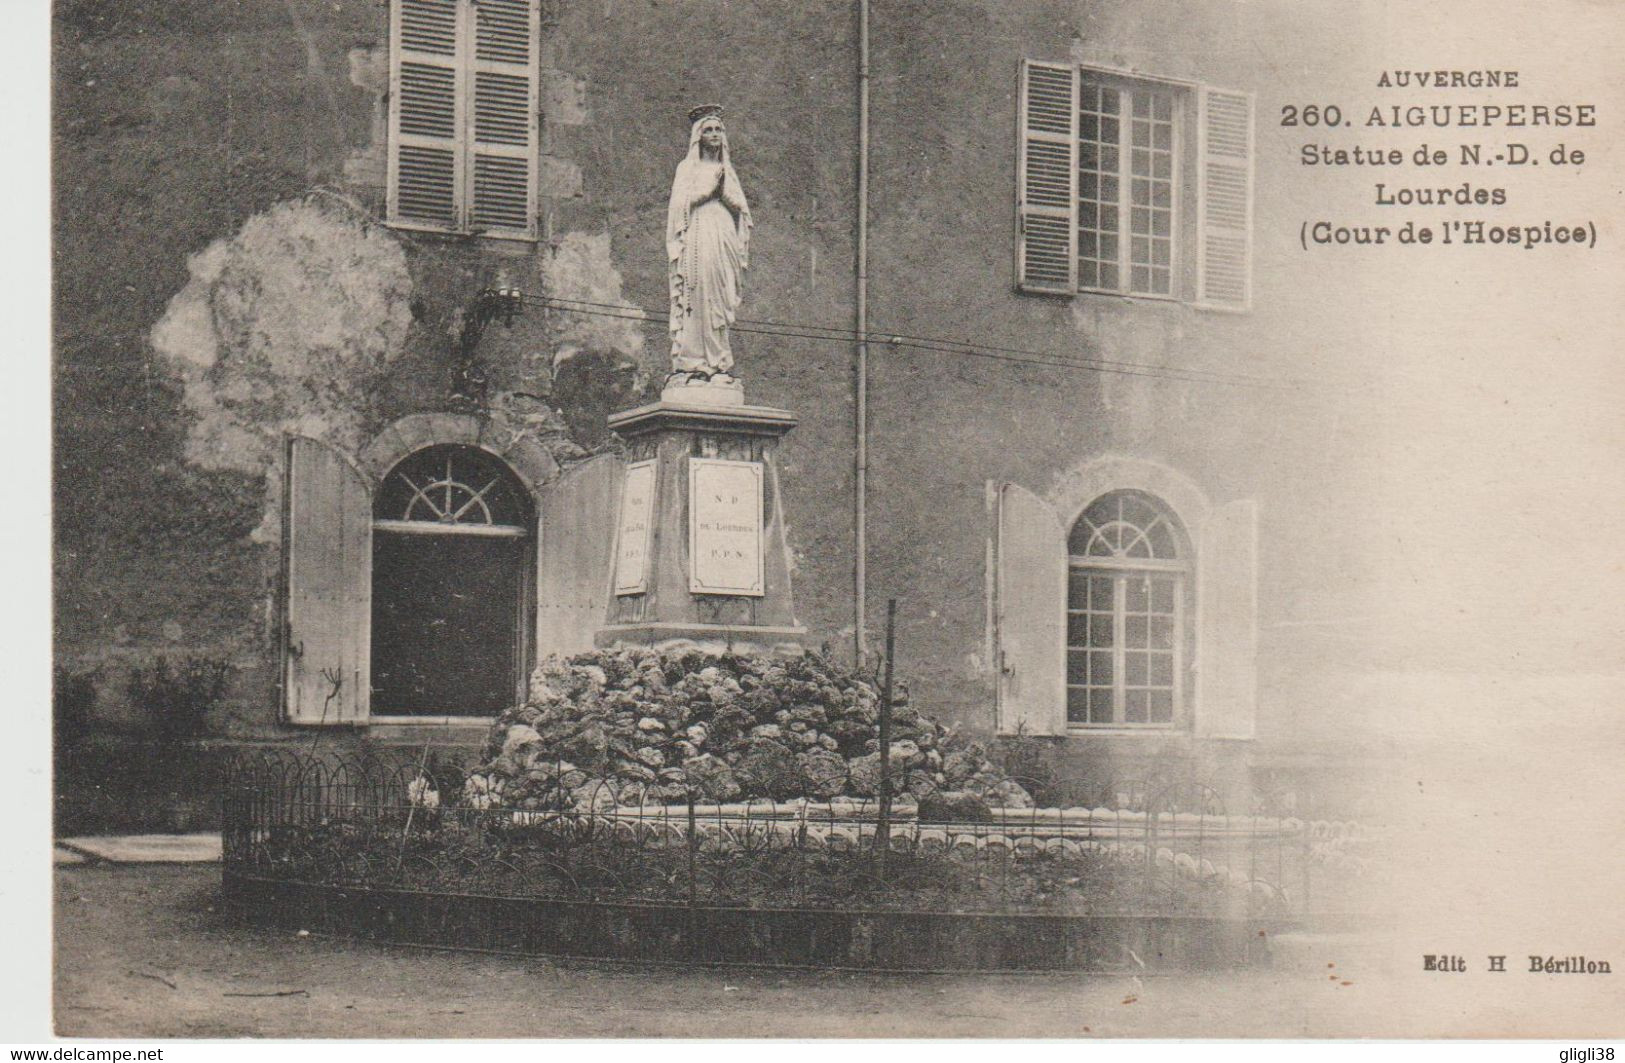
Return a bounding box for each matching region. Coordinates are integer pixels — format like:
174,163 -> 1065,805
687,104 -> 725,126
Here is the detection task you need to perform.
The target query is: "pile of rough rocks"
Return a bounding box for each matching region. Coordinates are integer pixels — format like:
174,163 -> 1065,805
462,650 -> 1032,814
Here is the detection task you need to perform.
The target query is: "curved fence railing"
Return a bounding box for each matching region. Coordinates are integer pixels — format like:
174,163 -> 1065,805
221,750 -> 1369,921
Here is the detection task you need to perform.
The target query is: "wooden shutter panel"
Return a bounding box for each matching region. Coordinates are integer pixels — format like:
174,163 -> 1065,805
1196,86 -> 1254,310
993,482 -> 1067,735
283,437 -> 372,725
536,454 -> 619,658
390,0 -> 462,229
1195,499 -> 1257,738
1015,59 -> 1077,294
469,0 -> 539,237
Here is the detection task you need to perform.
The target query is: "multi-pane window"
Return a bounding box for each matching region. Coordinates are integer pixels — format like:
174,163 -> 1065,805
1077,79 -> 1177,297
1017,61 -> 1253,309
1065,491 -> 1186,728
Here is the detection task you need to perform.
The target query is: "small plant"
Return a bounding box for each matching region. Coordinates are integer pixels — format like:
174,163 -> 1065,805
990,731 -> 1063,799
128,655 -> 232,743
53,665 -> 99,754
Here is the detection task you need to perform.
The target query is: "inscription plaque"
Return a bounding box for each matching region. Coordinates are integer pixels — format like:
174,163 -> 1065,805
688,457 -> 764,596
613,461 -> 656,595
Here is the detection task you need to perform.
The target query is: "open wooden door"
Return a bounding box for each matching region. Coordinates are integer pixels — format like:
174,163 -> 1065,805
282,436 -> 372,725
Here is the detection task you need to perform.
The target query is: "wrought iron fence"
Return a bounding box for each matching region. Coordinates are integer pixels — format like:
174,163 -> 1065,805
222,750 -> 1370,921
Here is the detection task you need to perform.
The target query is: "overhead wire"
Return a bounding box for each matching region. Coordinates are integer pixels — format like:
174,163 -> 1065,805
529,293 -> 1310,391
59,289 -> 1329,392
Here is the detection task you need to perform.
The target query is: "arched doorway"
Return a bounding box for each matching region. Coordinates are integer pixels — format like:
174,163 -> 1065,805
370,444 -> 535,715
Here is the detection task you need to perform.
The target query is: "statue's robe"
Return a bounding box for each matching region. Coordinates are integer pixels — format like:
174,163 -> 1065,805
667,139 -> 751,376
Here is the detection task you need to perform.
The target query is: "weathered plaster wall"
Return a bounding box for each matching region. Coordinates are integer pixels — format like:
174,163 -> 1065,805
151,199 -> 414,533
537,0 -> 863,658
479,0 -> 1386,756
54,0 -> 656,733
56,0 -> 1381,764
54,0 -> 382,731
854,0 -> 1387,752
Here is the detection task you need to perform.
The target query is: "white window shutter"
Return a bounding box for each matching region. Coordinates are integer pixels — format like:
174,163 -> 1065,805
993,482 -> 1067,735
390,0 -> 463,229
468,0 -> 539,237
537,454 -> 619,658
1195,499 -> 1257,738
283,437 -> 373,725
1196,85 -> 1254,310
1015,59 -> 1077,294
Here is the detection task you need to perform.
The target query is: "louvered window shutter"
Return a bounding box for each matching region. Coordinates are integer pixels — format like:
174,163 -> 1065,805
389,0 -> 538,237
283,437 -> 373,725
1195,499 -> 1257,738
468,0 -> 540,237
390,0 -> 462,230
1196,86 -> 1254,310
1015,60 -> 1077,294
993,482 -> 1067,735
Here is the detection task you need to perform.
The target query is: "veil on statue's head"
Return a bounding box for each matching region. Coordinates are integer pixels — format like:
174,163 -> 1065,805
685,103 -> 728,161
667,103 -> 751,275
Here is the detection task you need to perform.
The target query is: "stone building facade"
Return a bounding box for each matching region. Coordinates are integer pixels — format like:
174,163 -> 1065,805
54,0 -> 1385,801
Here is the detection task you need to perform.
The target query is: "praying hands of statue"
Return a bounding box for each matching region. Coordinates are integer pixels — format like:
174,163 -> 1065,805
688,164 -> 725,209
711,165 -> 742,222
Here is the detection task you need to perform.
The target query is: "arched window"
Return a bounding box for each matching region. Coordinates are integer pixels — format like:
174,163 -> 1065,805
1066,490 -> 1189,728
370,445 -> 535,716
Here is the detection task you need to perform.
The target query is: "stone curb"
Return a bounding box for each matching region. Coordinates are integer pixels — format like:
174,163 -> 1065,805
57,833 -> 223,864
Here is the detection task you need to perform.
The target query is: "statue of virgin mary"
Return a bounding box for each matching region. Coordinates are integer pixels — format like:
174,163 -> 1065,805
666,105 -> 752,385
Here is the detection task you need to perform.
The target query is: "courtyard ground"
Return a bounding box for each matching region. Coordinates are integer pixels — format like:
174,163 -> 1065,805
49,863 -> 1613,1039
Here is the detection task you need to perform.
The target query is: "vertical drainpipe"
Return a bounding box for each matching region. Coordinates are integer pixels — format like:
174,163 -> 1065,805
854,0 -> 871,666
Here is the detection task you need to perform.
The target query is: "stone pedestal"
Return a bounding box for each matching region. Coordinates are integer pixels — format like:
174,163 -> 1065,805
660,375 -> 745,407
597,398 -> 805,656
